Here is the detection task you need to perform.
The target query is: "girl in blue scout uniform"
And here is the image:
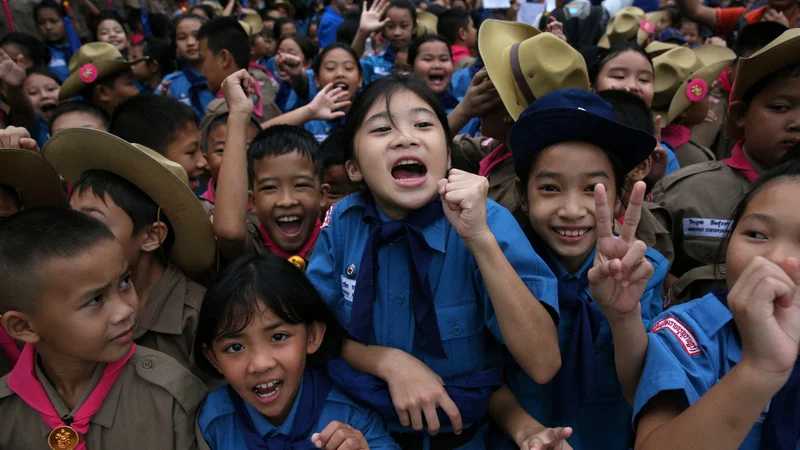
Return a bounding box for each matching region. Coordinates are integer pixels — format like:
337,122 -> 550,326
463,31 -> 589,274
130,37 -> 176,95
633,159 -> 800,450
354,0 -> 418,86
195,254 -> 400,449
507,89 -> 669,450
33,0 -> 80,82
271,34 -> 318,112
306,73 -> 562,449
158,14 -> 215,118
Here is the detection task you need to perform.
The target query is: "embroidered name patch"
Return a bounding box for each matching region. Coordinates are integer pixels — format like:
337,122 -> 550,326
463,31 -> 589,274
652,317 -> 701,356
682,218 -> 731,238
341,276 -> 356,302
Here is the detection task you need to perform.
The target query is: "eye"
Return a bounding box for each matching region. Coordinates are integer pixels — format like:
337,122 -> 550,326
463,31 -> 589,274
85,294 -> 103,308
744,230 -> 767,240
370,126 -> 391,133
586,183 -> 599,192
223,343 -> 244,353
769,104 -> 791,112
260,185 -> 277,192
328,190 -> 342,198
120,273 -> 132,289
415,121 -> 433,128
538,185 -> 559,193
296,183 -> 312,189
271,332 -> 289,342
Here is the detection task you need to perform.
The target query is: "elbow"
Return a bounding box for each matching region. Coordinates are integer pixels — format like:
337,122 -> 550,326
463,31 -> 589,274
528,351 -> 561,385
213,222 -> 246,248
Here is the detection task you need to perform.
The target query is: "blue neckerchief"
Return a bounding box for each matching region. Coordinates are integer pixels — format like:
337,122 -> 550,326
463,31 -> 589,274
350,197 -> 447,358
381,46 -> 397,64
62,16 -> 82,61
713,289 -> 800,450
135,80 -> 153,94
438,88 -> 460,111
227,369 -> 333,450
140,4 -> 152,37
180,64 -> 208,114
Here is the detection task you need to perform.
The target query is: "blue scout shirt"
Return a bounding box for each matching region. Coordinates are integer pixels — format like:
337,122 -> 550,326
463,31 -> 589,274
661,141 -> 681,176
633,292 -> 800,450
46,43 -> 71,82
305,117 -> 345,142
275,69 -> 318,113
199,381 -> 400,449
157,67 -> 215,119
318,6 -> 344,49
508,247 -> 668,450
360,52 -> 394,86
306,193 -> 559,446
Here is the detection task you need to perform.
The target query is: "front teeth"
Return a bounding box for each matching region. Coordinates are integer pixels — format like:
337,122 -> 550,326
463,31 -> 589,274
253,380 -> 283,397
555,228 -> 588,237
333,83 -> 348,89
277,216 -> 300,223
395,160 -> 419,167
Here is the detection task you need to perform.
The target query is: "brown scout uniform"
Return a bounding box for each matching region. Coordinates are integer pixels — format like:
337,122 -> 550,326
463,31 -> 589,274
134,263 -> 205,369
0,346 -> 207,449
244,211 -> 318,260
691,82 -> 736,160
653,158 -> 759,304
673,139 -> 716,168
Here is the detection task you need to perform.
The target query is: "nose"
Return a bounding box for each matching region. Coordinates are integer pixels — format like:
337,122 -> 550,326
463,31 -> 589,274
276,186 -> 300,208
764,242 -> 794,266
195,152 -> 209,171
389,126 -> 420,149
557,191 -> 588,220
624,80 -> 640,94
248,343 -> 278,374
110,289 -> 137,325
786,111 -> 800,132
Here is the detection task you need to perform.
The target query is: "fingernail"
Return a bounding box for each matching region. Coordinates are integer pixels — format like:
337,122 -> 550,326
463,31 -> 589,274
622,281 -> 630,287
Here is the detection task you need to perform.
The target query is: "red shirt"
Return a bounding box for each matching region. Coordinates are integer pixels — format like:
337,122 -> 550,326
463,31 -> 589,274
715,5 -> 800,39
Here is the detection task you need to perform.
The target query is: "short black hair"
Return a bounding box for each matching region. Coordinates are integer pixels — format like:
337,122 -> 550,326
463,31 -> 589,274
319,131 -> 347,169
659,4 -> 680,28
273,17 -> 298,40
201,112 -> 262,154
33,0 -> 65,20
247,125 -> 321,184
741,63 -> 800,106
91,10 -> 127,42
189,4 -> 217,19
25,67 -> 62,85
49,101 -> 110,130
278,34 -> 316,62
72,170 -> 175,260
0,32 -> 50,67
408,34 -> 452,67
314,42 -> 362,77
734,22 -> 788,57
197,17 -> 251,70
438,8 -> 471,44
598,89 -> 655,135
109,94 -> 198,155
0,207 -> 116,314
336,12 -> 361,45
424,3 -> 446,17
193,253 -> 348,378
136,37 -> 178,76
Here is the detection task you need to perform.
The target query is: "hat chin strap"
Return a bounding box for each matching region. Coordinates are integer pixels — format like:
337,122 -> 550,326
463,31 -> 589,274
510,43 -> 536,106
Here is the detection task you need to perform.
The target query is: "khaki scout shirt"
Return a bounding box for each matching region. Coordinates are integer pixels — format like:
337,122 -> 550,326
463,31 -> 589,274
673,140 -> 716,168
0,346 -> 207,449
653,160 -> 754,304
628,203 -> 674,267
691,82 -> 735,160
134,263 -> 205,369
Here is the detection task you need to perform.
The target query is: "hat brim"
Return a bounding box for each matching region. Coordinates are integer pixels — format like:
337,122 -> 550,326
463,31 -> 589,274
731,31 -> 800,101
479,19 -> 541,120
645,41 -> 678,57
59,58 -> 146,101
510,108 -> 656,179
42,129 -> 215,275
659,58 -> 734,126
0,149 -> 67,209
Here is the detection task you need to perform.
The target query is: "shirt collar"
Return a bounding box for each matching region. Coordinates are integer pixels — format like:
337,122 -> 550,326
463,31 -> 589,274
371,198 -> 447,253
246,377 -> 305,438
134,263 -> 187,338
546,247 -> 596,281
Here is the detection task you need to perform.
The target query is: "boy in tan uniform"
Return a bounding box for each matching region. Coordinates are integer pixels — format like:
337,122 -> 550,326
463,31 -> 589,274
42,128 -> 216,368
0,208 -> 206,449
654,29 -> 800,304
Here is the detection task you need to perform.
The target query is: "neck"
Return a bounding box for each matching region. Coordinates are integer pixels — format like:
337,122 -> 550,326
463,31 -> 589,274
131,256 -> 167,312
36,346 -> 99,411
147,74 -> 162,91
187,59 -> 202,71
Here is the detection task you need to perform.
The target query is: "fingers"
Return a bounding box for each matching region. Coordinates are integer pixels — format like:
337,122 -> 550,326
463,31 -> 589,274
593,182 -> 614,239
438,392 -> 463,435
422,402 -> 441,435
394,403 -> 411,428
620,240 -> 649,280
620,181 -> 646,243
654,115 -> 662,145
19,138 -> 39,152
408,405 -> 424,431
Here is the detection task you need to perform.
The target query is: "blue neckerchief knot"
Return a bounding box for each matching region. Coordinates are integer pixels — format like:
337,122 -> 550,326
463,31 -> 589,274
228,369 -> 333,449
180,64 -> 208,113
381,46 -> 397,64
438,88 -> 460,111
350,197 -> 447,358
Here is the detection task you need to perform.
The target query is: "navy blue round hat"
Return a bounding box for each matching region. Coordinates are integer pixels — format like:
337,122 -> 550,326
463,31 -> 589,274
509,89 -> 657,180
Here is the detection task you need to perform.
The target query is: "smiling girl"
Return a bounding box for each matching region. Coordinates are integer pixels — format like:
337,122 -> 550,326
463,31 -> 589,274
354,0 -> 418,85
410,35 -> 458,113
93,11 -> 129,57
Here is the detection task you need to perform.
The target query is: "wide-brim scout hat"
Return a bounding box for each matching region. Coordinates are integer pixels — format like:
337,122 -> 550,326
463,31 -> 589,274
731,28 -> 800,102
42,129 -> 215,275
0,149 -> 67,209
510,89 -> 656,179
275,0 -> 296,18
201,1 -> 224,15
480,20 -> 589,120
241,11 -> 264,36
636,10 -> 665,46
60,42 -> 147,101
417,11 -> 438,37
652,45 -> 736,126
598,6 -> 645,48
645,40 -> 679,57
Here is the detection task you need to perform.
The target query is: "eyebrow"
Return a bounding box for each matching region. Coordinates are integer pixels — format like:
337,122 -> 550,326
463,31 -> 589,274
534,170 -> 610,180
741,212 -> 776,224
256,174 -> 316,185
218,319 -> 287,340
78,206 -> 108,217
364,107 -> 435,126
77,264 -> 131,300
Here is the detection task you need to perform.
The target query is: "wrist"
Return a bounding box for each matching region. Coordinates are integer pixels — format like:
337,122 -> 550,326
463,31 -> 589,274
374,347 -> 402,380
602,303 -> 643,325
464,228 -> 496,253
736,355 -> 793,393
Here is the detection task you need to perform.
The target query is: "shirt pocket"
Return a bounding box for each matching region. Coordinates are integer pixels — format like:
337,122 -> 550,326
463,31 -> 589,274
425,301 -> 485,377
681,236 -> 721,266
585,325 -> 625,404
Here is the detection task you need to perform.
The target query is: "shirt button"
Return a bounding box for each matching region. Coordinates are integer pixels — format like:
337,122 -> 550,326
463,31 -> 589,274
396,295 -> 404,304
453,325 -> 462,336
141,359 -> 153,370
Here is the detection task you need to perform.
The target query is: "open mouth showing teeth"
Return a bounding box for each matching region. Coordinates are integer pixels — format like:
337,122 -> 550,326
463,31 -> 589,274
333,82 -> 349,90
429,75 -> 444,83
253,380 -> 283,397
553,228 -> 590,237
391,159 -> 427,180
276,215 -> 303,235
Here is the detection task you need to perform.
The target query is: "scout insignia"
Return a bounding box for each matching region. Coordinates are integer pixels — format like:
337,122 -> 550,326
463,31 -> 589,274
78,64 -> 98,84
639,19 -> 655,34
346,264 -> 356,278
288,255 -> 306,272
48,425 -> 82,450
686,78 -> 708,102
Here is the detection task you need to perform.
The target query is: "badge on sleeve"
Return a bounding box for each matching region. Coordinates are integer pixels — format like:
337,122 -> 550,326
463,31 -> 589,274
652,316 -> 701,356
321,205 -> 334,229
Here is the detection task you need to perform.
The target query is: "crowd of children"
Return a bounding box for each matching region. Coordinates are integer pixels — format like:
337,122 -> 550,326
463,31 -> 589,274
0,0 -> 799,449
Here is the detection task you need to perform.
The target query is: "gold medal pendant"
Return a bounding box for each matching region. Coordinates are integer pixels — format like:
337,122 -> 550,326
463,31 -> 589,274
48,425 -> 82,450
288,255 -> 306,272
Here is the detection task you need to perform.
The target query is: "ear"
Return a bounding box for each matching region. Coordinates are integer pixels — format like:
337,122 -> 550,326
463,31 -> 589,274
358,74 -> 363,89
94,84 -> 113,105
313,73 -> 321,89
148,60 -> 160,76
219,48 -> 234,70
728,100 -> 747,140
629,156 -> 652,182
457,26 -> 468,43
1,311 -> 42,345
139,221 -> 169,253
345,160 -> 363,182
304,59 -> 313,70
201,343 -> 222,373
320,182 -> 330,209
305,321 -> 327,355
248,189 -> 256,208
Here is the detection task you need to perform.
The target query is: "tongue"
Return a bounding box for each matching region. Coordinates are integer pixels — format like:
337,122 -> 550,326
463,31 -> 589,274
392,166 -> 424,180
277,220 -> 302,235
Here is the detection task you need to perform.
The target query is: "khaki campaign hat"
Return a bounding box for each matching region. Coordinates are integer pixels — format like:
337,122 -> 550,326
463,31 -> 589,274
0,149 -> 67,209
59,43 -> 147,101
731,28 -> 800,102
636,10 -> 666,46
652,45 -> 736,126
480,19 -> 590,120
241,11 -> 265,36
598,6 -> 645,48
43,129 -> 215,275
645,40 -> 679,57
417,11 -> 439,37
201,1 -> 224,15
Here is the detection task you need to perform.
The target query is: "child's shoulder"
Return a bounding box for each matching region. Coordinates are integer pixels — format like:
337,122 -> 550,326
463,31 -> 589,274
324,193 -> 368,223
198,384 -> 236,432
324,384 -> 378,416
162,70 -> 187,83
127,346 -> 208,411
650,292 -> 734,349
653,160 -> 741,198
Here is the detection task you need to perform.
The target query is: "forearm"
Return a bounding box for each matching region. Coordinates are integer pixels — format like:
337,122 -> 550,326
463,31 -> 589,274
288,72 -> 310,101
636,362 -> 779,450
488,384 -> 546,447
341,339 -> 402,380
4,86 -> 35,130
213,113 -> 251,259
468,232 -> 561,384
447,102 -> 473,136
261,105 -> 315,128
351,29 -> 370,57
604,307 -> 648,404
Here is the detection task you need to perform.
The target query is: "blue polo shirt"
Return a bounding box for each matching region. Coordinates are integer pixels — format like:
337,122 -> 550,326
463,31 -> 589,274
360,52 -> 395,86
318,6 -> 344,49
199,381 -> 400,449
306,193 -> 558,444
157,66 -> 214,119
46,43 -> 71,82
275,69 -> 317,113
633,292 -> 800,449
507,246 -> 667,450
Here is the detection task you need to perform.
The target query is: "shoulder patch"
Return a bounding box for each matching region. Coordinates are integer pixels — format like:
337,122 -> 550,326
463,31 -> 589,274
322,204 -> 334,229
652,316 -> 702,356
